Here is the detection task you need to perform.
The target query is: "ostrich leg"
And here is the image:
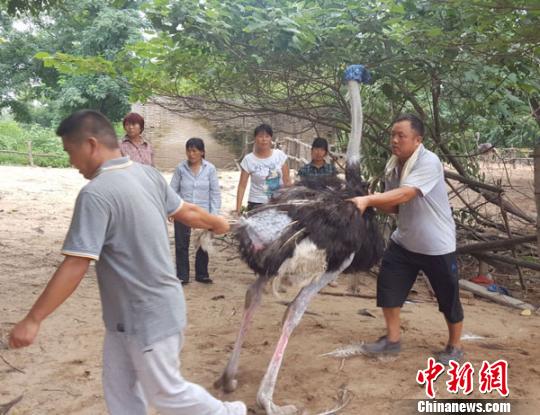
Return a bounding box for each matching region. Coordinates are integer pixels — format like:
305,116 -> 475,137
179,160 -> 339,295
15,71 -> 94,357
257,254 -> 354,415
215,277 -> 266,392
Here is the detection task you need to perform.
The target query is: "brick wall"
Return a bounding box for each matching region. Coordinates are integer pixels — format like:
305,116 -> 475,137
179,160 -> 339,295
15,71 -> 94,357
132,103 -> 237,171
132,100 -> 336,171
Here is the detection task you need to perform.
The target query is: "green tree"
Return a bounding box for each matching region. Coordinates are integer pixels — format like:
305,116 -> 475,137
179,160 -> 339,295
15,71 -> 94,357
0,0 -> 144,125
111,0 -> 538,174
0,0 -> 61,16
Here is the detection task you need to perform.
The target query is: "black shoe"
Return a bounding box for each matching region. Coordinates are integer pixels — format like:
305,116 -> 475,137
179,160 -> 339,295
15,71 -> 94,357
181,280 -> 189,285
195,276 -> 213,284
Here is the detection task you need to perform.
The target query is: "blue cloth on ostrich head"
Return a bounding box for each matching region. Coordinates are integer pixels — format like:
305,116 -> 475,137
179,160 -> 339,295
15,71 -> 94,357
343,64 -> 372,84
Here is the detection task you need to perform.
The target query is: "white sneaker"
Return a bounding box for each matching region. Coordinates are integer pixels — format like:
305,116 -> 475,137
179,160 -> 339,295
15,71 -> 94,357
224,400 -> 247,415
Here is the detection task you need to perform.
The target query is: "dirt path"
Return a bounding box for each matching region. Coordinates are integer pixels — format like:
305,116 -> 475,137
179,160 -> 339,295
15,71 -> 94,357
1,166 -> 539,414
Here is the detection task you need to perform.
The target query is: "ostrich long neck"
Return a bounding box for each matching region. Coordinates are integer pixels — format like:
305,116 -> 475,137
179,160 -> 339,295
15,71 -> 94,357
346,80 -> 363,183
346,80 -> 362,165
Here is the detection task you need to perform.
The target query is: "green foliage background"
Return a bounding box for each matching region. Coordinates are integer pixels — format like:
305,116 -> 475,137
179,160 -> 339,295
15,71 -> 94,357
0,120 -> 69,166
0,0 -> 143,126
0,0 -> 538,170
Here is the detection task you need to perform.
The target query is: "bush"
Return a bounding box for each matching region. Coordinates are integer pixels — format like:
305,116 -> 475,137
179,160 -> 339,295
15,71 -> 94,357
0,120 -> 70,167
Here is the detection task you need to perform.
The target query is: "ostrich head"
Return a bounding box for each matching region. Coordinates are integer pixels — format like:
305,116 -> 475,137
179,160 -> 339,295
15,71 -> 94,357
343,64 -> 372,185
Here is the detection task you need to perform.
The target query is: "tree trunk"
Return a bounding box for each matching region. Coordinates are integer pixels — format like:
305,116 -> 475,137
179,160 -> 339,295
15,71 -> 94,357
528,97 -> 540,257
535,143 -> 540,257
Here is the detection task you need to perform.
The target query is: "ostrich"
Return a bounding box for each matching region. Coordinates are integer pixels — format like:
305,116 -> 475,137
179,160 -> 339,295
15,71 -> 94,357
214,65 -> 384,415
475,132 -> 496,156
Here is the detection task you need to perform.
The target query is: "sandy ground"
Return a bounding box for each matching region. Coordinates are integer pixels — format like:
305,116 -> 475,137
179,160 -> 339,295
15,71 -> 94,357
1,165 -> 539,415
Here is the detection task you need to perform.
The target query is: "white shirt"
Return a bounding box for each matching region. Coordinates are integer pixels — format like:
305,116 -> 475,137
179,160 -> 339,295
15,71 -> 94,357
240,149 -> 287,203
386,145 -> 456,255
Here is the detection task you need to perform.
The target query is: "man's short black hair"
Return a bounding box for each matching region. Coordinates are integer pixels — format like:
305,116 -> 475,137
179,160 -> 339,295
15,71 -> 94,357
393,114 -> 425,137
311,137 -> 329,152
254,123 -> 273,138
56,109 -> 119,149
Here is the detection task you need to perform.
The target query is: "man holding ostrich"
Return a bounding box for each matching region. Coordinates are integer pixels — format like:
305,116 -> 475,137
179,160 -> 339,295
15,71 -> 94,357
352,113 -> 464,365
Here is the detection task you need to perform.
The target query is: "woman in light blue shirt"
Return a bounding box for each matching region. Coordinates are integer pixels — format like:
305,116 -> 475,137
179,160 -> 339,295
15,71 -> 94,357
170,138 -> 221,284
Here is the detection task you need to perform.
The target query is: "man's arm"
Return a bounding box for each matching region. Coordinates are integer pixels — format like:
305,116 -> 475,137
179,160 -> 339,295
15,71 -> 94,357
172,202 -> 230,234
351,186 -> 420,214
376,203 -> 399,214
9,256 -> 90,348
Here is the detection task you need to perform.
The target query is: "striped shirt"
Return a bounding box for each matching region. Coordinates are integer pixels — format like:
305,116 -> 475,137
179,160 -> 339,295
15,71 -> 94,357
119,136 -> 154,166
170,159 -> 221,214
298,161 -> 337,177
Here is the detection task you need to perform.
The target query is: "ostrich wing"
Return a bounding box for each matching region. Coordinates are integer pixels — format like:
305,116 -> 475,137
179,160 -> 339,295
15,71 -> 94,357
235,180 -> 383,278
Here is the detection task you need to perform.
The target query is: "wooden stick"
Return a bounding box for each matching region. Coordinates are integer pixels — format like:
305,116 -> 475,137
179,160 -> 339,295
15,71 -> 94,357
445,170 -> 535,223
456,235 -> 537,254
0,149 -> 60,158
319,291 -> 376,299
0,354 -> 25,374
276,300 -> 321,317
444,170 -> 502,193
471,253 -> 540,272
459,280 -> 536,311
480,190 -> 535,224
0,395 -> 23,415
455,221 -> 489,242
445,179 -> 502,229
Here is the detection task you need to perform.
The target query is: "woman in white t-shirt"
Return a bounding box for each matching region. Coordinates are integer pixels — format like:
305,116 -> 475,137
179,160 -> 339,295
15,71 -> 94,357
236,124 -> 291,214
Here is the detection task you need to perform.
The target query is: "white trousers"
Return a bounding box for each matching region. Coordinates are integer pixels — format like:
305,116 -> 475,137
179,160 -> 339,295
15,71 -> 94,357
102,330 -> 244,415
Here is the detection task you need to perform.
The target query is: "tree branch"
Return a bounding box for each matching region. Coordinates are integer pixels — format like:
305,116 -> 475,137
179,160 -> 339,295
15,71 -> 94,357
456,235 -> 537,254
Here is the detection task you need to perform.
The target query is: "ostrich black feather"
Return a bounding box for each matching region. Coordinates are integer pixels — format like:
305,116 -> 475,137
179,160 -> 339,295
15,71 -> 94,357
235,167 -> 384,279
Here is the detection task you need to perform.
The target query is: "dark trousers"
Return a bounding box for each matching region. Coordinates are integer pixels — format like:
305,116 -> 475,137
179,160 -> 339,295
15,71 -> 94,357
377,241 -> 464,323
174,222 -> 209,282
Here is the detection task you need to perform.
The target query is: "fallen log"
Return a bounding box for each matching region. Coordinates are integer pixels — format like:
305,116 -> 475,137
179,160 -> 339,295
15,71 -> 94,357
459,280 -> 536,311
456,235 -> 537,254
471,252 -> 540,272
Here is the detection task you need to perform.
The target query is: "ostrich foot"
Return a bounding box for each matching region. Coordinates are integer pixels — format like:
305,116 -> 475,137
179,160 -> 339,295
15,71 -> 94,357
214,373 -> 238,393
258,397 -> 298,415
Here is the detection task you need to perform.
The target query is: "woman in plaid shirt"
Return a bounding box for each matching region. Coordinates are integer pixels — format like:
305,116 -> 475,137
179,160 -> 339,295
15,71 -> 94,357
119,112 -> 154,166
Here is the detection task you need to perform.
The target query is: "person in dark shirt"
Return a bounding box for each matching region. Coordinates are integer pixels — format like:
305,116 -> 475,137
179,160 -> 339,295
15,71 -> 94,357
297,137 -> 337,178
